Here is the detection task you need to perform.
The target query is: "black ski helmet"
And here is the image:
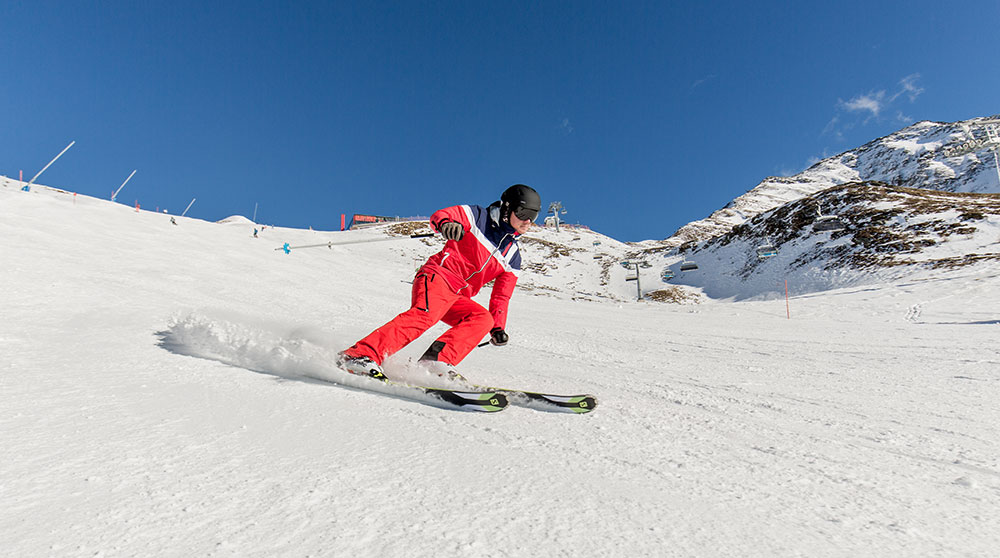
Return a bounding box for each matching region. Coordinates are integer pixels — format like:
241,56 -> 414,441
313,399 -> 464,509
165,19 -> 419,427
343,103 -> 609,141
500,184 -> 541,222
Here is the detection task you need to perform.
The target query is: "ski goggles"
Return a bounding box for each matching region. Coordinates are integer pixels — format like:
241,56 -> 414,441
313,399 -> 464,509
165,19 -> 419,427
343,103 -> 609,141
513,206 -> 538,221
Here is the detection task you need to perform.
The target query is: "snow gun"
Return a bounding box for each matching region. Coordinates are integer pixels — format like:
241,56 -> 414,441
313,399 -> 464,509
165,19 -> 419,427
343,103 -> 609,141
277,232 -> 435,254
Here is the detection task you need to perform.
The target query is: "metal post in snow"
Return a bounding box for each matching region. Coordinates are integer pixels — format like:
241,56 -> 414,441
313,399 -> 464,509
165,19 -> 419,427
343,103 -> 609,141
22,141 -> 75,192
624,262 -> 642,301
111,169 -> 137,202
993,149 -> 1000,187
181,198 -> 196,217
634,263 -> 642,301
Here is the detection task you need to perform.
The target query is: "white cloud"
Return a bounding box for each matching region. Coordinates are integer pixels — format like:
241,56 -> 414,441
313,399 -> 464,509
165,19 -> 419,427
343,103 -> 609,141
839,91 -> 886,118
825,74 -> 924,139
890,73 -> 924,103
557,118 -> 574,135
690,74 -> 717,90
822,115 -> 852,141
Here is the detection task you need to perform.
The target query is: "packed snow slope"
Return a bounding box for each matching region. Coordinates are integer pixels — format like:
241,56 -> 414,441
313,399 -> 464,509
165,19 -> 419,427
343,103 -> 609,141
3,182 -> 1000,557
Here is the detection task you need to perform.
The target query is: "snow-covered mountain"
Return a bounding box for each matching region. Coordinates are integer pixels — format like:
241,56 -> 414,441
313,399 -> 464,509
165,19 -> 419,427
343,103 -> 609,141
661,181 -> 1000,299
664,115 -> 1000,246
609,115 -> 1000,300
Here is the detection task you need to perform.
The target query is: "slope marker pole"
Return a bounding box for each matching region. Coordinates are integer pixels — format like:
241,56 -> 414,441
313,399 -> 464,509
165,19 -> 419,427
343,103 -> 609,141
181,198 -> 196,217
785,279 -> 790,319
112,170 -> 137,202
22,141 -> 75,192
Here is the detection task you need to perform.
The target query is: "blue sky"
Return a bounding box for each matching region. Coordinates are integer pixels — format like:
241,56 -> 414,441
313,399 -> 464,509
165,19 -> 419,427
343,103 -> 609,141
3,1 -> 998,241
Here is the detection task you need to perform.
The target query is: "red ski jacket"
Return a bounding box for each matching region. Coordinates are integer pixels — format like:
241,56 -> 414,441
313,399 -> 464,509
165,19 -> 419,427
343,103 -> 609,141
424,203 -> 523,329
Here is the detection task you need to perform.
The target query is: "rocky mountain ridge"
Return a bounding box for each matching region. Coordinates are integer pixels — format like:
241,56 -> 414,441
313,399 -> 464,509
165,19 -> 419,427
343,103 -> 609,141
660,181 -> 1000,299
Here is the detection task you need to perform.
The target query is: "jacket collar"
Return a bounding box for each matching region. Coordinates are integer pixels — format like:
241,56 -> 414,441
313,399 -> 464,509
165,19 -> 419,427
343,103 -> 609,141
488,202 -> 518,236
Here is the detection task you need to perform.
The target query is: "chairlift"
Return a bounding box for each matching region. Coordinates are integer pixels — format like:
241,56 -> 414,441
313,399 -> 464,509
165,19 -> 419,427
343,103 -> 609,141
814,215 -> 845,232
620,261 -> 632,269
679,261 -> 698,272
593,240 -> 602,247
813,202 -> 846,233
756,244 -> 777,260
661,268 -> 675,281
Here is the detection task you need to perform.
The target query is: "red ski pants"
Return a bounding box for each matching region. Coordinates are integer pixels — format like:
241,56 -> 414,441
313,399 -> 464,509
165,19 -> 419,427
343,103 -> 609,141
345,272 -> 494,366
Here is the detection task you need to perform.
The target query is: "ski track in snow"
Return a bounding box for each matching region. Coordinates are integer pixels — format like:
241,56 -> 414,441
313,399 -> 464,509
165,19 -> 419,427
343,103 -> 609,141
3,183 -> 1000,557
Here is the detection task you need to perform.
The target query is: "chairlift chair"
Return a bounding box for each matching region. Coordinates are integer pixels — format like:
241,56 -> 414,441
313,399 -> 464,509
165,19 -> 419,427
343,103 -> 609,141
661,268 -> 675,281
756,244 -> 777,259
814,215 -> 845,232
679,261 -> 698,272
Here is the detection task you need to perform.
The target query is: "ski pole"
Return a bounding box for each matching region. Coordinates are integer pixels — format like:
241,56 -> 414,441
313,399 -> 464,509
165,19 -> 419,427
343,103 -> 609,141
277,232 -> 435,254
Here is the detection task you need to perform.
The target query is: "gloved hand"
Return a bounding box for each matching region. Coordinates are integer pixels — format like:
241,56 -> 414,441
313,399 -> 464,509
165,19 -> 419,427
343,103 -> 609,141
439,221 -> 464,241
489,327 -> 509,346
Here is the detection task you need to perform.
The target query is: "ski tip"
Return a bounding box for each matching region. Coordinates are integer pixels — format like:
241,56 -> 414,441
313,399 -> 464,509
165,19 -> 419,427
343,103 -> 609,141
545,394 -> 596,413
570,395 -> 598,413
524,392 -> 598,414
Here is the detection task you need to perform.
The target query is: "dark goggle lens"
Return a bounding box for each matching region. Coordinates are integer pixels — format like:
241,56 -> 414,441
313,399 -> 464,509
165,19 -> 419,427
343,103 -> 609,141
514,207 -> 538,221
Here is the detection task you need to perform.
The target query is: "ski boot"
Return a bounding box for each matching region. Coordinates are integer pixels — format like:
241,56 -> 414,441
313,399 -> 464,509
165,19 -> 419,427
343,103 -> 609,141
336,353 -> 388,382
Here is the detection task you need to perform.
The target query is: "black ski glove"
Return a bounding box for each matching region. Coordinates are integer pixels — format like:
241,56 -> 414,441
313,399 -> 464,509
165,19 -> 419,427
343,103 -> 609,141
489,327 -> 509,346
439,221 -> 464,241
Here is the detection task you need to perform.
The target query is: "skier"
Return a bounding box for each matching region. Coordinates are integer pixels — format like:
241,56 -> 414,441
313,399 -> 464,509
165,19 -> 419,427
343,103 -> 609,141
337,184 -> 541,380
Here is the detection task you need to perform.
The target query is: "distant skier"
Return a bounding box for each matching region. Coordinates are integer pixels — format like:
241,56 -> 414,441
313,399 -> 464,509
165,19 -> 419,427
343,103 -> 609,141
337,184 -> 541,379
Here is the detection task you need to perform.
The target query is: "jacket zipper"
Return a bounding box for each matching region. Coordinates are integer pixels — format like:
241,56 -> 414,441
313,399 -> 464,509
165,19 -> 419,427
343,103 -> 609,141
464,233 -> 511,285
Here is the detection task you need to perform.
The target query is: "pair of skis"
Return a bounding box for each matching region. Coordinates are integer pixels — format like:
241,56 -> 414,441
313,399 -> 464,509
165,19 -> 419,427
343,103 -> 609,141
338,366 -> 597,414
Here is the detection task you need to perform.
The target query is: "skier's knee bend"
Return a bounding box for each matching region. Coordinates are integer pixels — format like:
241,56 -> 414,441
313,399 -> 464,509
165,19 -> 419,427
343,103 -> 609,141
469,310 -> 494,337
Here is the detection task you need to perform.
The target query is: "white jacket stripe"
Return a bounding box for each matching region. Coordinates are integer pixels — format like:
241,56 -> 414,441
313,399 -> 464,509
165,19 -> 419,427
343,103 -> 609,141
461,205 -> 520,278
